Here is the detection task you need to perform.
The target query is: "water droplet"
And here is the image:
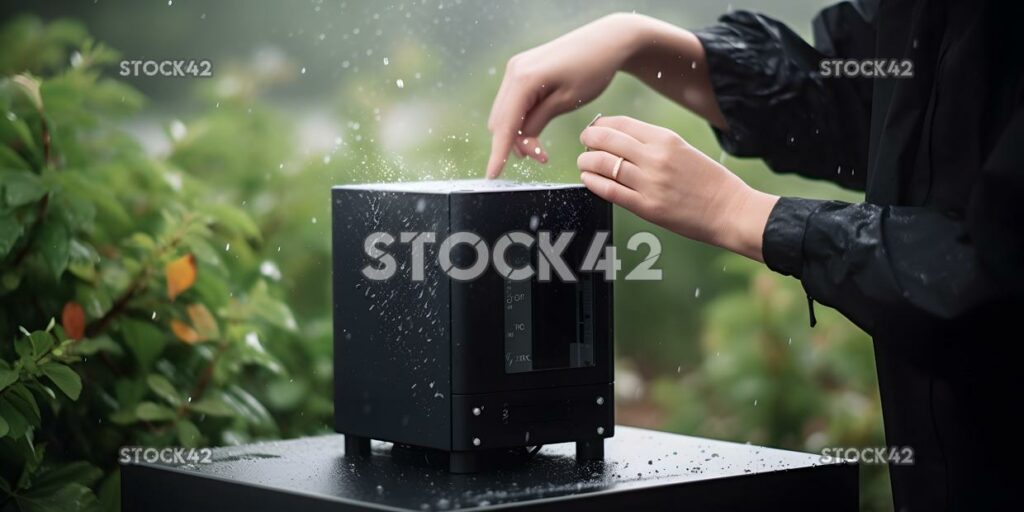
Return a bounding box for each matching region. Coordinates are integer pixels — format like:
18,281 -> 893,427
396,79 -> 405,88
694,288 -> 701,299
300,67 -> 306,74
169,119 -> 187,142
656,71 -> 662,79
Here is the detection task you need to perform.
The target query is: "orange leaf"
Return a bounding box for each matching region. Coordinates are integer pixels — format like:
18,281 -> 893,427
186,303 -> 220,340
171,319 -> 204,344
165,254 -> 197,300
61,301 -> 86,340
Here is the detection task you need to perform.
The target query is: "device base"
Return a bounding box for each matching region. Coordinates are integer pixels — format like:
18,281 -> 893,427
344,434 -> 371,458
345,437 -> 606,474
575,438 -> 604,462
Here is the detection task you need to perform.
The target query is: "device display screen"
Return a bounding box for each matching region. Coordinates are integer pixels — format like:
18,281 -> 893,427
504,272 -> 595,374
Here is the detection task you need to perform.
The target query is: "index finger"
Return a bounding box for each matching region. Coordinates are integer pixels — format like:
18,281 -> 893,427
486,83 -> 532,179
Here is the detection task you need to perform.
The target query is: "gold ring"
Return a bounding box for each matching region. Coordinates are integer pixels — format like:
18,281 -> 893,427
612,156 -> 624,181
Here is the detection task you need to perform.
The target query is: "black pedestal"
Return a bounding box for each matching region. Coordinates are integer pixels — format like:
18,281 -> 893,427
122,426 -> 858,511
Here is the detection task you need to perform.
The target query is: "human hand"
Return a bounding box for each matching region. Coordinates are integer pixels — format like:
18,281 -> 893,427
486,13 -> 649,178
577,116 -> 779,261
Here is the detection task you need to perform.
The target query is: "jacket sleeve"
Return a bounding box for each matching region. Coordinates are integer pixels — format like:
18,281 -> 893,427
762,107 -> 1024,337
693,2 -> 876,190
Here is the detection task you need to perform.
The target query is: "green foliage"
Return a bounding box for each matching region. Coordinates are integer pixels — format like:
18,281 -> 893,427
0,17 -> 317,512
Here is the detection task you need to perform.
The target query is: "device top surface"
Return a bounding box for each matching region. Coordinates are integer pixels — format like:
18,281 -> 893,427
333,179 -> 584,194
125,426 -> 850,511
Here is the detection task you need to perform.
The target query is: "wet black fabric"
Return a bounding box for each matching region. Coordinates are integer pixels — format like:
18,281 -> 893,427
695,1 -> 1023,510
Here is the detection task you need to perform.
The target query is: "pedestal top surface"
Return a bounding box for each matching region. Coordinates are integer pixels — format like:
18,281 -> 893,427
132,426 -> 845,510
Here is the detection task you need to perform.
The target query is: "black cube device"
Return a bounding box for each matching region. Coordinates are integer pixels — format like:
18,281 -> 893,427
331,180 -> 614,473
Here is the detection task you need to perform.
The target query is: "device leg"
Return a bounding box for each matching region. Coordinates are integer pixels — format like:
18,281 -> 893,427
576,438 -> 604,462
448,451 -> 481,474
344,435 -> 371,458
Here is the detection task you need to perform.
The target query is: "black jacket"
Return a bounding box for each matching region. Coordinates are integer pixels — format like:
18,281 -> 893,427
694,1 -> 1023,510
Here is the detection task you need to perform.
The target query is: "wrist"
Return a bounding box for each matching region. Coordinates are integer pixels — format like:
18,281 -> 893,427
719,185 -> 779,262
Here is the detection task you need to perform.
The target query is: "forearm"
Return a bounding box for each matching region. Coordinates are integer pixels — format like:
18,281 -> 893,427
617,14 -> 727,129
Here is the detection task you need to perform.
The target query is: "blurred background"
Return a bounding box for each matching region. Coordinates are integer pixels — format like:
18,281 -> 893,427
0,1 -> 888,510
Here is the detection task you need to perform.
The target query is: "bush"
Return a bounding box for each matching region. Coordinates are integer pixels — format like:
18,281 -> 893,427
0,17 -> 321,511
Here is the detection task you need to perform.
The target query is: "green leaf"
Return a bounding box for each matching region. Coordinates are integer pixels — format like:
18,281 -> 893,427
66,239 -> 99,281
3,171 -> 46,207
188,396 -> 234,417
40,363 -> 81,400
146,374 -> 181,406
0,144 -> 31,170
176,419 -> 202,448
224,385 -> 274,429
0,397 -> 29,438
0,414 -> 8,437
0,367 -> 17,391
7,384 -> 40,426
36,218 -> 70,279
96,470 -> 120,512
200,203 -> 261,239
120,318 -> 167,370
14,335 -> 33,359
3,117 -> 38,156
29,461 -> 102,495
28,330 -> 54,358
108,408 -> 137,425
71,335 -> 122,356
0,211 -> 24,259
135,401 -> 176,422
17,482 -> 98,512
248,281 -> 298,332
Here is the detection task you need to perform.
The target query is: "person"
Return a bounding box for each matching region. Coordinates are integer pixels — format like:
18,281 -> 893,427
485,3 -> 1022,510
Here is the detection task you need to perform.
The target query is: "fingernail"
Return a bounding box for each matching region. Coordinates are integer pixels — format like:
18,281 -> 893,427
582,113 -> 601,152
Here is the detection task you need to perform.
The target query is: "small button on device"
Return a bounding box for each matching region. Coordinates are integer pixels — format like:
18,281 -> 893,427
596,396 -> 604,405
472,437 -> 481,447
472,407 -> 481,416
596,427 -> 605,435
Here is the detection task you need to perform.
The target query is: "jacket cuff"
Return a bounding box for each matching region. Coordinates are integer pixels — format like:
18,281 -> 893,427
692,11 -> 795,158
762,197 -> 822,278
